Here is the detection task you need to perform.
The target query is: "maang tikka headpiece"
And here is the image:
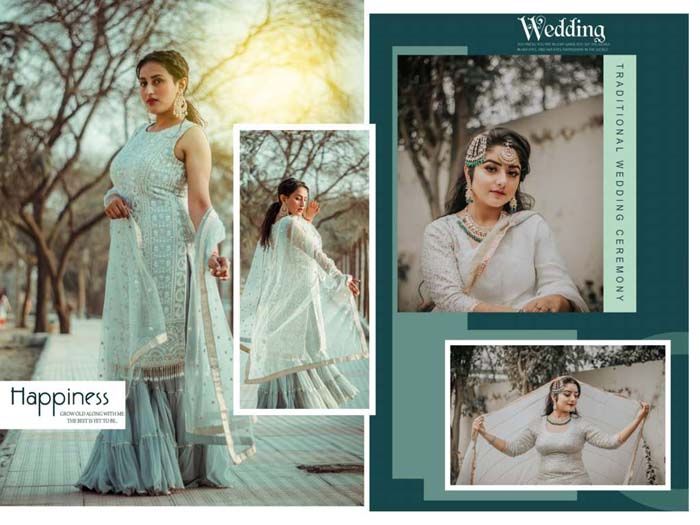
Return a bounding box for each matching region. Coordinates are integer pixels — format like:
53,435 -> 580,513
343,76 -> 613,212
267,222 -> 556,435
550,376 -> 573,395
464,132 -> 488,168
499,138 -> 518,164
551,378 -> 563,394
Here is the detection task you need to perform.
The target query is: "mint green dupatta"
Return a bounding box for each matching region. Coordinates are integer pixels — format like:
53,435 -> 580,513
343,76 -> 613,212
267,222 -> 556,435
99,216 -> 168,383
184,207 -> 255,464
98,208 -> 254,466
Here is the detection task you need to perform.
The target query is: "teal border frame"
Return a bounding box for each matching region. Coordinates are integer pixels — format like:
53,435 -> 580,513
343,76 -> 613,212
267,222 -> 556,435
370,13 -> 688,511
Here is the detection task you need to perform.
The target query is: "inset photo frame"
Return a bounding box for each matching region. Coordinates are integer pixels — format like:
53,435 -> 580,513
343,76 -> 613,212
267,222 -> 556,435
233,124 -> 375,416
396,54 -> 637,314
445,340 -> 669,491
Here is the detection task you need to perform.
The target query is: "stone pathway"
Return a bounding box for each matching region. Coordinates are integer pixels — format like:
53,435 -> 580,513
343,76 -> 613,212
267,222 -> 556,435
0,320 -> 365,506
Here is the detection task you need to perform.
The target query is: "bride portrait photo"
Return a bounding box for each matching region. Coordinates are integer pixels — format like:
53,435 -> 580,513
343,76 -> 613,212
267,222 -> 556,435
397,55 -> 605,312
447,342 -> 667,488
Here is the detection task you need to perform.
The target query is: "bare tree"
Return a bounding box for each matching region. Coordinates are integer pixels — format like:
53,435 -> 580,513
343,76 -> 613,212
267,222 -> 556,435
0,0 -> 364,334
186,0 -> 363,126
239,129 -> 369,272
0,0 -> 176,333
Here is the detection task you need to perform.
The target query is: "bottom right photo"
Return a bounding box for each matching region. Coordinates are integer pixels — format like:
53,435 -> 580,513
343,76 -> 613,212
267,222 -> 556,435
447,342 -> 668,489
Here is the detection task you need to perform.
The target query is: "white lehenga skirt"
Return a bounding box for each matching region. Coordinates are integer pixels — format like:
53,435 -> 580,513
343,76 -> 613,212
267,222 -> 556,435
256,364 -> 358,409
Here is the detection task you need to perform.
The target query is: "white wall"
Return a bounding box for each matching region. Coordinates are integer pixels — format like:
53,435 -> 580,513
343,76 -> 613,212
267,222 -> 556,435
399,95 -> 604,311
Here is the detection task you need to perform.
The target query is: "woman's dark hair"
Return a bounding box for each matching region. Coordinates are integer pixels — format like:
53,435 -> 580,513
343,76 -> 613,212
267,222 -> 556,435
136,50 -> 205,126
444,127 -> 534,216
544,376 -> 581,417
259,178 -> 309,248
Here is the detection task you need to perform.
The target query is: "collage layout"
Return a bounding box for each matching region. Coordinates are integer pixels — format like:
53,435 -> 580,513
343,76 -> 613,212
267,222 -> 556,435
0,1 -> 691,517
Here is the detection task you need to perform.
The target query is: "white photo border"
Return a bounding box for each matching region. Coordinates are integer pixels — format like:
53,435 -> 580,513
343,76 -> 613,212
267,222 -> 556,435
443,339 -> 671,492
233,123 -> 376,416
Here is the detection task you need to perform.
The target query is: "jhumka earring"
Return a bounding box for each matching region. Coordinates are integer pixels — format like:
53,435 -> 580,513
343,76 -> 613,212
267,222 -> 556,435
464,184 -> 474,204
173,91 -> 187,119
464,132 -> 488,168
509,196 -> 517,212
280,202 -> 288,216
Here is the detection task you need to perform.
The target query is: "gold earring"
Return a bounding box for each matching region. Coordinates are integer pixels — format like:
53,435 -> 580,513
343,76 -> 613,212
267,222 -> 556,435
509,196 -> 517,212
466,188 -> 474,204
464,182 -> 474,204
173,91 -> 187,119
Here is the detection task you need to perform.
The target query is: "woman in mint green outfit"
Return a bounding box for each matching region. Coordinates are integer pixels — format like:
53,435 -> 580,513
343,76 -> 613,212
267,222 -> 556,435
77,50 -> 254,496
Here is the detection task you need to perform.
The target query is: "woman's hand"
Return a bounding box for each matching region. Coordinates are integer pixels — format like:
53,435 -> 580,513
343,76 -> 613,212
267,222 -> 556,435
617,401 -> 651,445
105,197 -> 130,219
472,415 -> 485,436
521,294 -> 572,313
637,401 -> 650,420
208,254 -> 230,280
303,200 -> 320,222
347,276 -> 360,296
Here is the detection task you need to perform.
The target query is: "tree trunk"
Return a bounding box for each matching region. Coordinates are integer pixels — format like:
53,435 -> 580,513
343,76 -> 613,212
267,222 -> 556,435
449,90 -> 472,180
428,147 -> 443,219
52,274 -> 71,334
34,252 -> 49,333
18,263 -> 32,328
14,262 -> 21,322
77,249 -> 88,319
450,376 -> 465,482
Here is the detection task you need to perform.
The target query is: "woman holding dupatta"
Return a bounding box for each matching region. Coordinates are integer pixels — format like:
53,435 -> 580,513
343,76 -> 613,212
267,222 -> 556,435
421,128 -> 588,313
77,50 -> 254,496
456,376 -> 651,485
240,178 -> 369,409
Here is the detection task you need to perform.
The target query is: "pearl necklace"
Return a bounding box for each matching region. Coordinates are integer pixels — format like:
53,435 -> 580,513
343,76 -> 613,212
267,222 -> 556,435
459,208 -> 506,243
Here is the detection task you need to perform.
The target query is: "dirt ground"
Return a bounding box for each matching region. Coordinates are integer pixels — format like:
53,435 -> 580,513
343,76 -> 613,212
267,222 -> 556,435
0,328 -> 43,444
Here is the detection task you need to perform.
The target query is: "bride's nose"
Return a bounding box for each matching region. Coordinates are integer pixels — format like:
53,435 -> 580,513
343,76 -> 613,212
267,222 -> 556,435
495,170 -> 507,187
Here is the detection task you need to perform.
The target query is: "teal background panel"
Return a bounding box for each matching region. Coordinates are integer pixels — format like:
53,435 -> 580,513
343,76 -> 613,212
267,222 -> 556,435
369,13 -> 688,511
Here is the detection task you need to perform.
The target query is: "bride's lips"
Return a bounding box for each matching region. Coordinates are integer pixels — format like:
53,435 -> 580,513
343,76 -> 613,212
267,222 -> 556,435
146,98 -> 158,105
490,190 -> 506,196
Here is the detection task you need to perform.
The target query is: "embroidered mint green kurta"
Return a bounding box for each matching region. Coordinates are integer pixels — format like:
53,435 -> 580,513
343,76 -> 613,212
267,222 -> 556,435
97,121 -> 254,474
101,121 -> 195,378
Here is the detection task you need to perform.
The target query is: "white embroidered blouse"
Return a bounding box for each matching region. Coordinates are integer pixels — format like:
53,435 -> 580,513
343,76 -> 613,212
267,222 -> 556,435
421,211 -> 588,312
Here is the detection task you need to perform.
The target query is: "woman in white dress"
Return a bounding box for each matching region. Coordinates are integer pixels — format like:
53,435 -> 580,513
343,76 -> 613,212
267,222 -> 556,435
421,128 -> 588,312
240,178 -> 369,409
77,50 -> 254,496
466,376 -> 650,485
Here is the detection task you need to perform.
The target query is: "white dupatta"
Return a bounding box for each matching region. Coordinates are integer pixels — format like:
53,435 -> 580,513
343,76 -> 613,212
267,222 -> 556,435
462,211 -> 538,294
184,207 -> 255,464
455,379 -> 650,485
240,215 -> 368,383
98,207 -> 255,465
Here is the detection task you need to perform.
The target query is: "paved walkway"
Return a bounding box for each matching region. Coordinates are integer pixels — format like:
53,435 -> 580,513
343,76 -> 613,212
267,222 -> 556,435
0,320 -> 364,506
